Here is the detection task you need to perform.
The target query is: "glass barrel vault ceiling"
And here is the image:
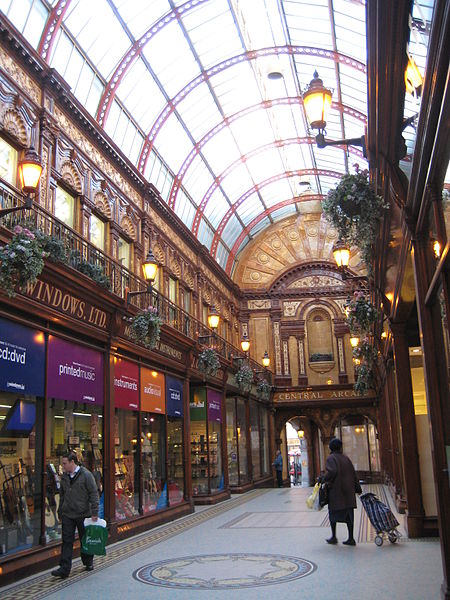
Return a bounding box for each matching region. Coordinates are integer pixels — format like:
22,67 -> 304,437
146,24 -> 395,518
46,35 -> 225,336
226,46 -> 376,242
1,0 -> 371,275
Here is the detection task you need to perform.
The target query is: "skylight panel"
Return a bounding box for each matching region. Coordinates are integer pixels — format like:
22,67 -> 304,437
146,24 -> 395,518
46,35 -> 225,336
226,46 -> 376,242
249,217 -> 271,237
261,180 -> 294,207
215,242 -> 229,270
143,21 -> 200,99
271,206 -> 296,222
211,62 -> 261,115
203,192 -> 230,227
155,114 -> 195,173
197,218 -> 215,249
183,160 -> 215,205
236,196 -> 265,223
228,111 -> 274,155
221,214 -> 244,247
85,76 -> 104,118
49,31 -> 76,79
219,164 -> 254,200
175,84 -> 224,141
200,129 -> 242,174
176,189 -> 197,229
113,0 -> 169,39
64,0 -> 130,79
246,149 -> 285,182
117,59 -> 165,125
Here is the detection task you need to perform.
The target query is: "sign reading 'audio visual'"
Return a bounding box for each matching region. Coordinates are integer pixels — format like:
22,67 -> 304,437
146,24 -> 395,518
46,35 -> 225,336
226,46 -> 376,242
140,367 -> 165,413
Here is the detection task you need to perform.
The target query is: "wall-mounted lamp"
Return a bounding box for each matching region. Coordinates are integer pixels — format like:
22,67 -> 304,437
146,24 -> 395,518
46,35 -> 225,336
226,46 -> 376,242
262,350 -> 270,368
350,336 -> 360,348
207,305 -> 220,330
303,71 -> 367,156
433,240 -> 441,259
405,55 -> 423,97
240,335 -> 250,354
0,148 -> 42,217
297,429 -> 305,439
126,248 -> 159,303
332,240 -> 368,285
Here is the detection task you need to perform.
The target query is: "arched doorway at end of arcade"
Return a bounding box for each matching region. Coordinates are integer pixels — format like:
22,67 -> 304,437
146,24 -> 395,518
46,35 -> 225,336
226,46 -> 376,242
285,417 -> 315,488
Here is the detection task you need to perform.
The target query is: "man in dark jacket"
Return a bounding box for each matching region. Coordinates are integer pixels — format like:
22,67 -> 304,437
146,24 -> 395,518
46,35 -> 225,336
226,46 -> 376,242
321,438 -> 362,546
272,449 -> 283,487
51,451 -> 99,578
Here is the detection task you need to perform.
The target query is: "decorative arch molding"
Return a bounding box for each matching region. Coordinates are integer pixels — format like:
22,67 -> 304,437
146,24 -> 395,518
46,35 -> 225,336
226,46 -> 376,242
60,160 -> 83,194
0,107 -> 29,146
169,257 -> 181,279
270,261 -> 346,294
93,191 -> 112,220
183,269 -> 195,290
299,298 -> 342,321
152,243 -> 165,266
119,215 -> 137,242
329,408 -> 378,433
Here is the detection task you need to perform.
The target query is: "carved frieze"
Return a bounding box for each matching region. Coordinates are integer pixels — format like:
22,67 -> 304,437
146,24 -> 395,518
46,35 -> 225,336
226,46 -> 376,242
283,301 -> 301,317
288,275 -> 344,288
247,299 -> 271,310
0,47 -> 41,104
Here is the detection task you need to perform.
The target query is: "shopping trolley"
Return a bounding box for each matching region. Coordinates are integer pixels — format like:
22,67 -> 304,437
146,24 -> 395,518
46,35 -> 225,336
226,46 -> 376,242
360,492 -> 401,546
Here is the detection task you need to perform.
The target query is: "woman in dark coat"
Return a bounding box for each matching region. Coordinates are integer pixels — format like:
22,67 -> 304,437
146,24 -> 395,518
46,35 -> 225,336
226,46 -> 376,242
321,437 -> 362,546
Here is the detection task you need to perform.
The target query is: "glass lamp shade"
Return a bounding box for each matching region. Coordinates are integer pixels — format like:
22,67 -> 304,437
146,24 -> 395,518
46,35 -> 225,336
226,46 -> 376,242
18,148 -> 43,194
405,56 -> 423,96
207,305 -> 220,330
333,240 -> 350,268
303,71 -> 332,130
297,429 -> 304,439
142,249 -> 158,283
240,336 -> 250,353
262,351 -> 270,368
350,336 -> 360,348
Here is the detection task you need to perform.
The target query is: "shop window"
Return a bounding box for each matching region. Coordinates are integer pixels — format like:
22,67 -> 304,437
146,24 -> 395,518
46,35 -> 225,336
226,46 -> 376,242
89,213 -> 106,251
168,276 -> 178,326
183,289 -> 191,314
118,236 -> 131,270
141,413 -> 166,514
226,398 -> 238,486
114,410 -> 139,520
190,388 -> 223,496
0,137 -> 18,187
236,398 -> 249,484
47,400 -> 104,536
250,401 -> 261,479
54,186 -> 75,229
334,415 -> 380,473
167,417 -> 184,505
0,395 -> 43,556
202,304 -> 208,326
307,309 -> 333,361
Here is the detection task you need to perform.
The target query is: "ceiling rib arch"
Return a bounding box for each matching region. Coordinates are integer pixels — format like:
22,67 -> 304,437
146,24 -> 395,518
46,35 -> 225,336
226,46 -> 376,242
137,45 -> 366,174
169,99 -> 366,213
210,169 -> 343,258
38,0 -> 72,60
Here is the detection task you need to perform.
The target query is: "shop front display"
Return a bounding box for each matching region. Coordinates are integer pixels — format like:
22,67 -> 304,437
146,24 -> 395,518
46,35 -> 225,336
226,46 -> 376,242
113,358 -> 139,521
225,397 -> 250,488
166,376 -> 184,506
190,388 -> 223,497
140,368 -> 166,514
46,336 -> 104,537
0,318 -> 45,557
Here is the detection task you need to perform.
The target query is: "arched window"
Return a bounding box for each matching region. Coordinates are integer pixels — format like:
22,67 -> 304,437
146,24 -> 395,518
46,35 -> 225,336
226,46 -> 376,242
307,309 -> 333,362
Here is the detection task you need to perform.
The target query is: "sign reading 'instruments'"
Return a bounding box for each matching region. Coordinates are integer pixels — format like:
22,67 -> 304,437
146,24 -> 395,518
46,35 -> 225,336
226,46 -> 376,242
26,279 -> 109,330
274,388 -> 376,402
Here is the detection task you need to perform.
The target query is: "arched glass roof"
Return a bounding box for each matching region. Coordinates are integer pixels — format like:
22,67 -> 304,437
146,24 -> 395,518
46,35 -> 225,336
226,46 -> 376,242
2,0 -> 370,275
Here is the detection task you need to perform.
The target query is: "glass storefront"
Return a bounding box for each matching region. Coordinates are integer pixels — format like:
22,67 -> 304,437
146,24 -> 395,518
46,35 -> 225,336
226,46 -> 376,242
226,397 -> 238,486
335,416 -> 380,474
113,358 -> 139,521
166,377 -> 184,506
236,398 -> 249,484
250,400 -> 261,479
189,388 -> 223,497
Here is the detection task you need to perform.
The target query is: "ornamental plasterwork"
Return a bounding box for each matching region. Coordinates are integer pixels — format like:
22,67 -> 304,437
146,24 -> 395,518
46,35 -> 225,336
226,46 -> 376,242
149,209 -> 197,264
0,47 -> 41,104
283,301 -> 301,317
247,299 -> 271,310
334,298 -> 350,316
298,340 -> 305,374
53,106 -> 141,206
288,275 -> 344,288
0,106 -> 29,146
338,338 -> 345,373
283,341 -> 290,375
274,321 -> 282,375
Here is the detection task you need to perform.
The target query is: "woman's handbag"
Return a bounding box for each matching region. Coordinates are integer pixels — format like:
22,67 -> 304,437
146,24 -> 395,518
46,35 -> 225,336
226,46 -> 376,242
319,483 -> 329,508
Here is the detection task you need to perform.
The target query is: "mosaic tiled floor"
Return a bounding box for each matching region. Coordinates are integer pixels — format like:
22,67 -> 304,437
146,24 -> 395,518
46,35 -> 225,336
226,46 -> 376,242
133,553 -> 316,589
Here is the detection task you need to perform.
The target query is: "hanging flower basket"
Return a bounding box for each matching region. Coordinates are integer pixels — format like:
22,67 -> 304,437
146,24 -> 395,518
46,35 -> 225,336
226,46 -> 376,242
234,363 -> 254,393
345,291 -> 378,334
0,225 -> 46,297
322,165 -> 388,273
353,337 -> 378,364
354,363 -> 375,395
198,347 -> 220,377
128,306 -> 162,350
256,378 -> 271,400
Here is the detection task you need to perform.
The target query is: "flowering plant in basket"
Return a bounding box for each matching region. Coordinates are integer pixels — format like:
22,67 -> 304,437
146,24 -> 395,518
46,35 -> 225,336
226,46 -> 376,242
345,291 -> 378,333
235,363 -> 254,392
256,378 -> 271,400
0,225 -> 46,297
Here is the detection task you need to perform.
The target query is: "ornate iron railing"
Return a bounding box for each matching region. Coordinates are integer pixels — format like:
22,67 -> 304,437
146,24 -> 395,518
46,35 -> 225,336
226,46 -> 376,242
0,183 -> 272,384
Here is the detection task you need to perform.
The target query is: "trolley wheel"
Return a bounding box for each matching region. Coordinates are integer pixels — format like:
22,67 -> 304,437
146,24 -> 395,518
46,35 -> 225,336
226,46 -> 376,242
374,535 -> 383,546
388,531 -> 398,544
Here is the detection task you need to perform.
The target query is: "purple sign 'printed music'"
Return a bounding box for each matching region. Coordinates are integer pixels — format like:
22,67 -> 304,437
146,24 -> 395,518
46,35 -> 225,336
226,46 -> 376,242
47,336 -> 104,404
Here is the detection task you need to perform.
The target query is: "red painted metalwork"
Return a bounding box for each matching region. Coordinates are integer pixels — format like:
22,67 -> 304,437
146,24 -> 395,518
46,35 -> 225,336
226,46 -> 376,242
169,98 -> 366,213
224,195 -> 326,275
210,169 -> 343,257
96,0 -> 210,125
137,45 -> 366,174
38,0 -> 72,61
191,139 -> 363,236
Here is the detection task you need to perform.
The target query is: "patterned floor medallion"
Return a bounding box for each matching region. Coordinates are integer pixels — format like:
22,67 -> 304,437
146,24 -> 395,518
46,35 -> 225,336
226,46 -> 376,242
133,553 -> 316,589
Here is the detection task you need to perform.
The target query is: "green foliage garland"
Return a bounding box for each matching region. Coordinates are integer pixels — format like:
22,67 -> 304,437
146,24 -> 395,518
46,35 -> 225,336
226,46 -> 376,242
129,306 -> 162,350
0,225 -> 46,297
234,363 -> 254,393
198,347 -> 220,377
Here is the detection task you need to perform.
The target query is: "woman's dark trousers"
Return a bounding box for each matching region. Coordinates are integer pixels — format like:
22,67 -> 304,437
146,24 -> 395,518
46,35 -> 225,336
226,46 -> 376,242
60,515 -> 93,574
276,469 -> 283,487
